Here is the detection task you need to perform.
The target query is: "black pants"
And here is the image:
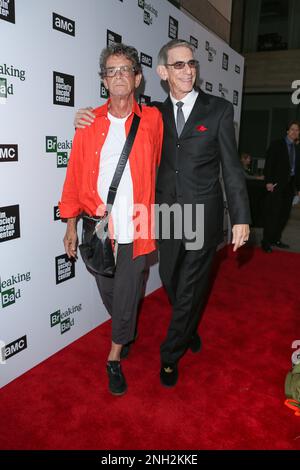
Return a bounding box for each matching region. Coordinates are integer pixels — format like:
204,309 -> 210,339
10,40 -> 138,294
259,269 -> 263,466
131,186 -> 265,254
159,239 -> 216,365
94,243 -> 146,345
263,180 -> 295,244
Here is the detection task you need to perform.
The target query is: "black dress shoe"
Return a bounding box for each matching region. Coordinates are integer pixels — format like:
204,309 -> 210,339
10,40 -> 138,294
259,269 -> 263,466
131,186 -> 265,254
106,361 -> 127,396
261,241 -> 273,253
189,333 -> 202,353
160,363 -> 178,387
271,240 -> 290,249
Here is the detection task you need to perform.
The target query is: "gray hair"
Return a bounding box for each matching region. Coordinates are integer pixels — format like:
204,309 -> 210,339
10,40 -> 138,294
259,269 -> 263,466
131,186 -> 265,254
99,43 -> 142,78
157,39 -> 195,65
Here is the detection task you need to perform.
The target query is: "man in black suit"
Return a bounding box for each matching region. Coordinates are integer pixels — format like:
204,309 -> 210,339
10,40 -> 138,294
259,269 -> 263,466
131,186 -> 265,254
261,121 -> 300,253
74,39 -> 250,387
154,39 -> 250,386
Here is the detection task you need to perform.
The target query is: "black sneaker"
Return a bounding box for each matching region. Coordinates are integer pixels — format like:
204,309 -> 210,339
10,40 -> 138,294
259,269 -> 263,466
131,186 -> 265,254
160,363 -> 178,387
261,241 -> 273,253
106,361 -> 127,396
271,240 -> 290,249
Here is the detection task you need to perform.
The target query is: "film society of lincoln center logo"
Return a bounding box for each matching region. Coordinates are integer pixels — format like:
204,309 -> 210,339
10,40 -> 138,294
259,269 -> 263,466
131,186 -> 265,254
0,205 -> 20,243
0,271 -> 31,309
53,71 -> 74,106
0,0 -> 15,23
55,254 -> 75,284
50,303 -> 82,335
1,335 -> 27,365
45,135 -> 72,168
106,29 -> 122,47
138,0 -> 158,26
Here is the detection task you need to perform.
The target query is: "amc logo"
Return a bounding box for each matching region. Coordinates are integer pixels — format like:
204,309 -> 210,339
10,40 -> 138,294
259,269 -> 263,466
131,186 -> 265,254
2,335 -> 27,362
0,145 -> 18,162
52,12 -> 75,36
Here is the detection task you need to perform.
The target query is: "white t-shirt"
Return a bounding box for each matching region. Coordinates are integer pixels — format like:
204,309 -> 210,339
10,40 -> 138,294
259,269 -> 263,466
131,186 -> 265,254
97,112 -> 134,243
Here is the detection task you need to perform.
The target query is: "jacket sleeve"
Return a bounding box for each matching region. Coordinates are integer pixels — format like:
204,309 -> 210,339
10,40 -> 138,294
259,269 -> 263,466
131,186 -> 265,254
155,107 -> 163,166
218,101 -> 251,225
59,129 -> 83,218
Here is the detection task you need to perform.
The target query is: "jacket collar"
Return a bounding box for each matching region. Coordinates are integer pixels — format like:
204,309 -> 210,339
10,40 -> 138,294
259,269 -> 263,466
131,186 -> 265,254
163,88 -> 210,137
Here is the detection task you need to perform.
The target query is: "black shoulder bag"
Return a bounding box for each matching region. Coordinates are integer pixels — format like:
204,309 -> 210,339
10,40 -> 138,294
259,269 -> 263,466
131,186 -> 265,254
79,112 -> 141,277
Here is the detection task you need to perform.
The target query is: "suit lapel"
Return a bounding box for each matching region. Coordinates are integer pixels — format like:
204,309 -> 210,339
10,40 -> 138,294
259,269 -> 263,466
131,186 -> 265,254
162,96 -> 177,137
180,90 -> 210,138
162,89 -> 211,138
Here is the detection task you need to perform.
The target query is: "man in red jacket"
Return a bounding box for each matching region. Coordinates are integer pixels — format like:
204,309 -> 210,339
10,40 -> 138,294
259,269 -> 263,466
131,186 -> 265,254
60,43 -> 163,396
74,39 -> 250,389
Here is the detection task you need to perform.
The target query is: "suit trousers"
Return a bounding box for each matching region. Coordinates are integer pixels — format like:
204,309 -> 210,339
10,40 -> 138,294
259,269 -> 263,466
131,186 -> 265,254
94,243 -> 146,345
263,178 -> 295,243
159,238 -> 216,364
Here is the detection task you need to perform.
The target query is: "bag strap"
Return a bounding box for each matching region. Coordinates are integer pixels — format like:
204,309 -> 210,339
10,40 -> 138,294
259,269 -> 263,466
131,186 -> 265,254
106,111 -> 141,211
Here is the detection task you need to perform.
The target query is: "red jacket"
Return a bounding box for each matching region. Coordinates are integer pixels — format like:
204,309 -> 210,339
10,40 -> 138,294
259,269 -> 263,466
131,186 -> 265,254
59,99 -> 163,258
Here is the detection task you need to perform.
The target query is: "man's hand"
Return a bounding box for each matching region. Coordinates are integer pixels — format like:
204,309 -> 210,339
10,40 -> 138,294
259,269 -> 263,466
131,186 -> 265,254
266,183 -> 277,192
63,218 -> 78,258
232,224 -> 250,252
74,107 -> 95,128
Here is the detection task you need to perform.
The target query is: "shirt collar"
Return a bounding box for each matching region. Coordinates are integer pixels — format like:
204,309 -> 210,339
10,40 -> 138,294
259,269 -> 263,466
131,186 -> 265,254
94,98 -> 142,118
285,135 -> 294,145
170,88 -> 198,107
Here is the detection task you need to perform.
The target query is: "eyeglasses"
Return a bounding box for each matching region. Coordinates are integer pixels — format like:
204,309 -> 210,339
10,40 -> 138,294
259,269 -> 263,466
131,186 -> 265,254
165,60 -> 199,70
103,65 -> 137,77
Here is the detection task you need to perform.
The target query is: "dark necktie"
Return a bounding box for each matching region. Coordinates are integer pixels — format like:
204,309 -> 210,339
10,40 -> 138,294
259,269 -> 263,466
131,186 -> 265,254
176,101 -> 185,137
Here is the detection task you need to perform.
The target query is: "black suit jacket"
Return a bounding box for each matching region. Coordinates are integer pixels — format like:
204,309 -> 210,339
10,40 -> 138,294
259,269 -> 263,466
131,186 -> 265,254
153,90 -> 251,248
263,138 -> 300,191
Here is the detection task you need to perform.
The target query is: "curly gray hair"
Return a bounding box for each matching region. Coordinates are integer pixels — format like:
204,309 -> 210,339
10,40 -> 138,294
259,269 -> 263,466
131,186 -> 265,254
99,43 -> 142,78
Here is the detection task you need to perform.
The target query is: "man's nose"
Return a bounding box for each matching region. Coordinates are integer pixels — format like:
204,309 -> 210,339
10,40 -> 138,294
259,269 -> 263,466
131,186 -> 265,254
115,69 -> 122,77
183,63 -> 193,72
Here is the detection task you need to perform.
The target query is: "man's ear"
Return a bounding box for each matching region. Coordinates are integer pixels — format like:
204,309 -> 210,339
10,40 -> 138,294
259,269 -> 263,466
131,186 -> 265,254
156,65 -> 168,81
135,72 -> 142,89
103,77 -> 109,90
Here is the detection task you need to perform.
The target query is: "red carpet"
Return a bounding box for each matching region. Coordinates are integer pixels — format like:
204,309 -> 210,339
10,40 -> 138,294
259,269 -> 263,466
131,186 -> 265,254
0,246 -> 300,450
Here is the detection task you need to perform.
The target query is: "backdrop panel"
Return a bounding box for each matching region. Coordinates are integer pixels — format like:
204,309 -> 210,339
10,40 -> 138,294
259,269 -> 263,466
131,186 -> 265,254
0,0 -> 244,388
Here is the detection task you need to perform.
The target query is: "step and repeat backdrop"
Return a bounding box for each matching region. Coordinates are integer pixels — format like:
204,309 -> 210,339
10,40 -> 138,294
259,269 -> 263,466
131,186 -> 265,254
0,0 -> 244,388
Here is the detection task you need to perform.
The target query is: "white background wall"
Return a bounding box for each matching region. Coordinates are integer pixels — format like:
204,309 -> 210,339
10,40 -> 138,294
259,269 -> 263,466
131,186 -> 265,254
0,0 -> 244,388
